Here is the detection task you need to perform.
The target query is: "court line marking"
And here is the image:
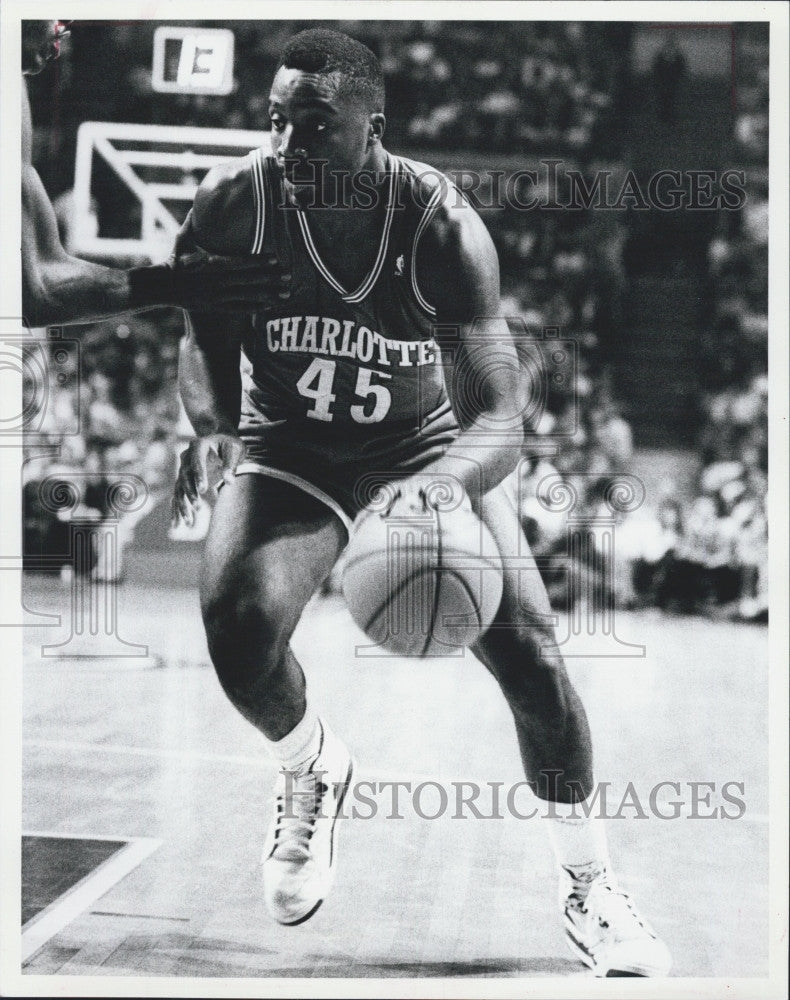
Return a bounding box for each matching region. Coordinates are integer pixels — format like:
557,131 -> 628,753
23,738 -> 770,823
91,910 -> 190,921
24,829 -> 133,842
21,832 -> 162,963
25,736 -> 270,769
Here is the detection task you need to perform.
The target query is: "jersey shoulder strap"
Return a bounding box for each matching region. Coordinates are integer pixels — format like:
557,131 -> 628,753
247,152 -> 291,335
247,147 -> 267,255
393,155 -> 451,320
247,148 -> 287,260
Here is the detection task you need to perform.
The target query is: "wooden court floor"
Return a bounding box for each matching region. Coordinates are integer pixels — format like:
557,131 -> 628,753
20,575 -> 769,979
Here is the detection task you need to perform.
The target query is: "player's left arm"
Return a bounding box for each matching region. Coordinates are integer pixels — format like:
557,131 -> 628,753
415,192 -> 527,502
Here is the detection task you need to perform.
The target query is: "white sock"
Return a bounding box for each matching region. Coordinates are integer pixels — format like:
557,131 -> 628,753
262,705 -> 322,773
544,800 -> 612,900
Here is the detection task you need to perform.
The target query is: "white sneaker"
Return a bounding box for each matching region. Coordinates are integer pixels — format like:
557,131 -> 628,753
261,721 -> 353,925
561,870 -> 672,977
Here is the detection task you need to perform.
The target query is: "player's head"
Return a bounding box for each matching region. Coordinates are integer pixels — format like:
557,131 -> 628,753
22,20 -> 72,75
269,29 -> 386,205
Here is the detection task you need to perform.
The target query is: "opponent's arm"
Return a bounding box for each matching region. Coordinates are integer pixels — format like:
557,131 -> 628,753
414,192 -> 527,503
21,87 -> 283,327
22,87 -> 131,326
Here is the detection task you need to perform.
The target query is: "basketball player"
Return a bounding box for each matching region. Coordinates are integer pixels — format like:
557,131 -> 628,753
172,30 -> 671,977
22,20 -> 286,328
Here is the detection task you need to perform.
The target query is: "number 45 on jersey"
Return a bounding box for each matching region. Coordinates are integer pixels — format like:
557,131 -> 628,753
296,359 -> 392,424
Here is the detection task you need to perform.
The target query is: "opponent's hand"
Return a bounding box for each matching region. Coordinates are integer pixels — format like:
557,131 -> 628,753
129,251 -> 290,313
171,433 -> 246,527
173,249 -> 291,311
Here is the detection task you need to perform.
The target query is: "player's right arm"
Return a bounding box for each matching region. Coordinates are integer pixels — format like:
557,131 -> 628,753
172,162 -> 289,525
174,305 -> 247,526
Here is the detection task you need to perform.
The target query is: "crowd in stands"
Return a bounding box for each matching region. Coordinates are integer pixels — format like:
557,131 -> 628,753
486,161 -> 629,370
681,161 -> 768,622
371,22 -> 627,155
27,21 -> 628,200
487,27 -> 769,622
578,25 -> 769,623
732,24 -> 769,163
673,28 -> 769,622
23,312 -> 182,577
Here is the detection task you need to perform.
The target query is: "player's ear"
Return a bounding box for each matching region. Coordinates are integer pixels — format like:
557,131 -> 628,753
368,113 -> 386,146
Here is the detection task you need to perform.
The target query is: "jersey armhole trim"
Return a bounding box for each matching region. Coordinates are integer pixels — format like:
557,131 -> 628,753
249,148 -> 266,255
410,183 -> 444,319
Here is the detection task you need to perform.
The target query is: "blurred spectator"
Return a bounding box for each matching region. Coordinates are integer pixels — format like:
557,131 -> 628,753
633,498 -> 684,601
585,389 -> 634,477
691,70 -> 768,621
651,34 -> 687,124
23,313 -> 182,578
733,25 -> 769,162
657,496 -> 740,612
513,455 -> 567,555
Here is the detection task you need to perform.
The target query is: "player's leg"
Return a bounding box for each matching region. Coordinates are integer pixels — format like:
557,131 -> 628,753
471,484 -> 593,801
472,484 -> 671,977
200,473 -> 353,925
200,473 -> 346,738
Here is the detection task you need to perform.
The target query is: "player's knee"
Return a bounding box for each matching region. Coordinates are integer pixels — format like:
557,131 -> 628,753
202,584 -> 291,680
483,621 -> 568,702
499,619 -> 562,668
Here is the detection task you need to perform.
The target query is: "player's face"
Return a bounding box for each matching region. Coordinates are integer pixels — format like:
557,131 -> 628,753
22,20 -> 71,75
268,66 -> 379,207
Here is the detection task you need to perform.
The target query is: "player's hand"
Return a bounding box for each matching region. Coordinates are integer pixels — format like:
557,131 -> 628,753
171,433 -> 246,528
351,476 -> 470,537
392,476 -> 472,516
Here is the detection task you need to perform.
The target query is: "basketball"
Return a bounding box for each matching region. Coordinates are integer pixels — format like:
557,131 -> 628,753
342,497 -> 504,656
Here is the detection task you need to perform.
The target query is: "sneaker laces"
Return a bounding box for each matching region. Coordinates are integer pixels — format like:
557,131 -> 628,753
562,862 -> 611,911
271,768 -> 329,863
584,881 -> 652,941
